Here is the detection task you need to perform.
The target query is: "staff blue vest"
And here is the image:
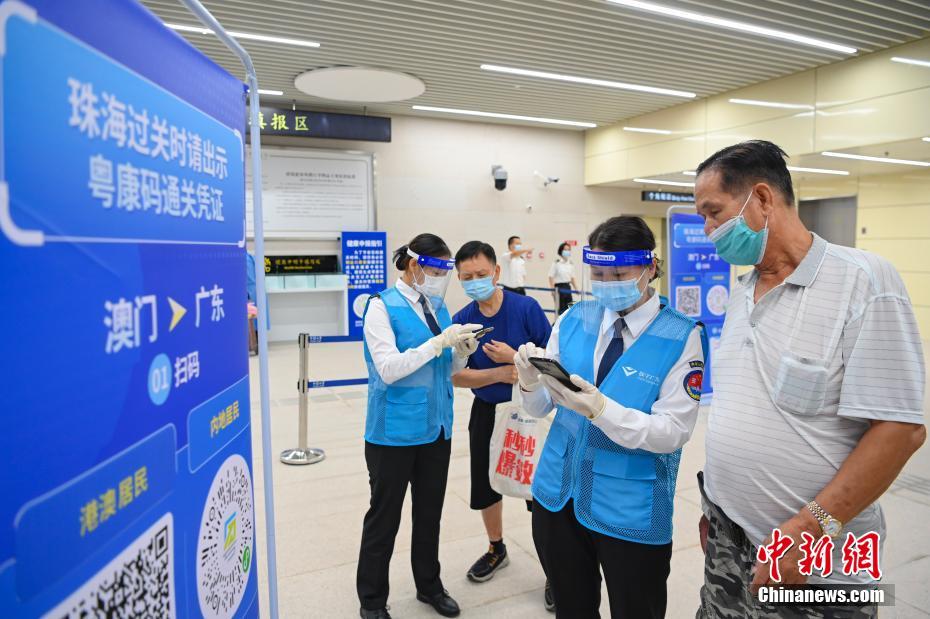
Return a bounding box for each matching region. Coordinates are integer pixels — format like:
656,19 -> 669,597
531,300 -> 706,545
362,286 -> 454,446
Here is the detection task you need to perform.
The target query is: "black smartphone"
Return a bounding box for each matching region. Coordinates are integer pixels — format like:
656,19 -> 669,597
473,326 -> 494,339
528,357 -> 582,392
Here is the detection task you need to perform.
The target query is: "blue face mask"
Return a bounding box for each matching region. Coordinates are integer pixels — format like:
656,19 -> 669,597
561,250 -> 571,259
591,270 -> 646,312
708,191 -> 769,266
462,276 -> 497,301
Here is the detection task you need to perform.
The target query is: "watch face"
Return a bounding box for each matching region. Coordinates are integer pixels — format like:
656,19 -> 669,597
824,520 -> 842,537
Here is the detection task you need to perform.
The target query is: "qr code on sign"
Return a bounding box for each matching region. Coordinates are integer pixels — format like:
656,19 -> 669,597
676,285 -> 702,317
45,513 -> 175,619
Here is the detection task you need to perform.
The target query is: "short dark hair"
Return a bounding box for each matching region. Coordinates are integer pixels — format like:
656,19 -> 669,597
696,140 -> 795,205
507,235 -> 520,247
392,233 -> 450,271
588,215 -> 663,280
455,241 -> 496,267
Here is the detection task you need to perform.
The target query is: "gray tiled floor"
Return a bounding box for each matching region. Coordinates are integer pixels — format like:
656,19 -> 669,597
247,341 -> 930,618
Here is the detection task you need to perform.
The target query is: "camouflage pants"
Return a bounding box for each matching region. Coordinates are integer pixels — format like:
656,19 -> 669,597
696,472 -> 877,619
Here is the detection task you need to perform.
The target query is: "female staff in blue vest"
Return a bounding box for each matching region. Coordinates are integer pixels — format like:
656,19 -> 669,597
515,216 -> 708,618
357,233 -> 482,619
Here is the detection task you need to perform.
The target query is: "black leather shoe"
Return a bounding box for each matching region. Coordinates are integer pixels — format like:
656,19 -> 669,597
416,589 -> 460,617
359,607 -> 391,619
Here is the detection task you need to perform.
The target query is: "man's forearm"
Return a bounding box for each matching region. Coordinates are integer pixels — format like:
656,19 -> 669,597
452,367 -> 503,389
813,421 -> 926,525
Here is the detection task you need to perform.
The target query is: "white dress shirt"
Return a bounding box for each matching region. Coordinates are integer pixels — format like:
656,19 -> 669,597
363,280 -> 468,385
502,252 -> 527,288
522,289 -> 705,453
548,258 -> 575,285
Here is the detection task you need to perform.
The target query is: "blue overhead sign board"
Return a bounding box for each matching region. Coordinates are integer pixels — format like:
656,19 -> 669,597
0,2 -> 258,617
668,210 -> 731,397
343,231 -> 388,340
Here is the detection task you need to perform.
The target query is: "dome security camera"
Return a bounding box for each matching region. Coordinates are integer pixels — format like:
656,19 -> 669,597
491,165 -> 508,191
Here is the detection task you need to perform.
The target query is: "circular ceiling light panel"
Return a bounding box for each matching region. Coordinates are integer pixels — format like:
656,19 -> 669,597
294,67 -> 425,102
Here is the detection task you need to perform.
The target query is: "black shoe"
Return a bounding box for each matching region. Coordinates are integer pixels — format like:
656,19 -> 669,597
544,580 -> 555,612
416,589 -> 460,617
359,608 -> 391,619
466,543 -> 510,582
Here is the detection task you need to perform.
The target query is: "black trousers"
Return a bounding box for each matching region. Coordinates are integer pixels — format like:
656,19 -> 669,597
501,285 -> 526,296
554,282 -> 573,315
357,435 -> 451,610
532,500 -> 672,618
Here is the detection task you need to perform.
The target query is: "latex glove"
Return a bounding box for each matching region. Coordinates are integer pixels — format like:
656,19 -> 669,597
539,374 -> 607,420
453,335 -> 479,358
514,343 -> 544,391
429,323 -> 482,357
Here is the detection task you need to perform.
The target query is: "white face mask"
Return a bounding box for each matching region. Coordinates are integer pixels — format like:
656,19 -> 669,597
415,273 -> 446,299
513,243 -> 523,251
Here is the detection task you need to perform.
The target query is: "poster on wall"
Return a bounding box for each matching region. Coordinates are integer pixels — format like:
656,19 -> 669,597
667,209 -> 731,397
342,231 -> 388,340
0,1 -> 258,617
246,147 -> 375,238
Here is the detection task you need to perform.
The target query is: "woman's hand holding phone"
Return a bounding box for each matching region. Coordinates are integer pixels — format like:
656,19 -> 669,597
514,343 -> 544,391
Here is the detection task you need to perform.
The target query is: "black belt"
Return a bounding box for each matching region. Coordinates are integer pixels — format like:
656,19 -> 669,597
697,471 -> 748,547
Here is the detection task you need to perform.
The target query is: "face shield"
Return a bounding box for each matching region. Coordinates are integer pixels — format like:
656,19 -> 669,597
407,248 -> 455,311
579,246 -> 654,332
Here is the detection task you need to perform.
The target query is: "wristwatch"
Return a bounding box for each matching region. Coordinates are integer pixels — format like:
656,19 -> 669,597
806,500 -> 843,538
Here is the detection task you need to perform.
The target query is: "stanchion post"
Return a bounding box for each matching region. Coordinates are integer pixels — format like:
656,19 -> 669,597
280,333 -> 326,465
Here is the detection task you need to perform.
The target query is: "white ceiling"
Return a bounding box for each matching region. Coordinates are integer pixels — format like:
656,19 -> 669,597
142,0 -> 930,129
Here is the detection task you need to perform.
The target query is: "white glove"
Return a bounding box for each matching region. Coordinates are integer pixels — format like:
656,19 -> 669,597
539,374 -> 607,420
453,335 -> 479,358
429,323 -> 482,357
514,343 -> 544,391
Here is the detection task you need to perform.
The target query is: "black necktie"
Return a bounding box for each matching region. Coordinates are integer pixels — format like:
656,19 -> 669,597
595,317 -> 625,387
418,295 -> 442,336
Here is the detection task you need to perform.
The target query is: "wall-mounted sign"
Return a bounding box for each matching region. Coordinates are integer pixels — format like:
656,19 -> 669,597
642,190 -> 694,203
342,231 -> 388,340
247,107 -> 391,142
667,210 -> 732,397
264,255 -> 339,274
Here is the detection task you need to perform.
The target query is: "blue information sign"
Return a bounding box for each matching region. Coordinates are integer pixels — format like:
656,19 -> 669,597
0,2 -> 257,617
667,210 -> 731,396
342,231 -> 388,340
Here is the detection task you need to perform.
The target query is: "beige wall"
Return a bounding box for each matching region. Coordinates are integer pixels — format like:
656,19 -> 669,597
585,36 -> 930,183
252,114 -> 672,313
856,171 -> 930,336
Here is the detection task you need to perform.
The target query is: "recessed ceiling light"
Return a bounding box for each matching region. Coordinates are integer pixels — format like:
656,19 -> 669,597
480,64 -> 695,98
605,0 -> 856,54
729,98 -> 813,110
786,166 -> 849,176
297,67 -> 425,102
891,56 -> 930,68
623,126 -> 672,134
166,23 -> 320,48
412,105 -> 596,128
633,178 -> 695,187
682,170 -> 697,176
922,137 -> 930,142
821,151 -> 930,167
256,89 -> 283,96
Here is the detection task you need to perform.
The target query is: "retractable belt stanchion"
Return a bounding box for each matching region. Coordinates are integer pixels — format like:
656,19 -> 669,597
280,333 -> 327,465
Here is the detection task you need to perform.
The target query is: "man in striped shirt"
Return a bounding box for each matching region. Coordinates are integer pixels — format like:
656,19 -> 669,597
693,141 -> 926,618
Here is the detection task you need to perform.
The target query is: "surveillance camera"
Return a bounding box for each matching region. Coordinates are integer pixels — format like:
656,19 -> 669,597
534,170 -> 560,187
491,165 -> 508,191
